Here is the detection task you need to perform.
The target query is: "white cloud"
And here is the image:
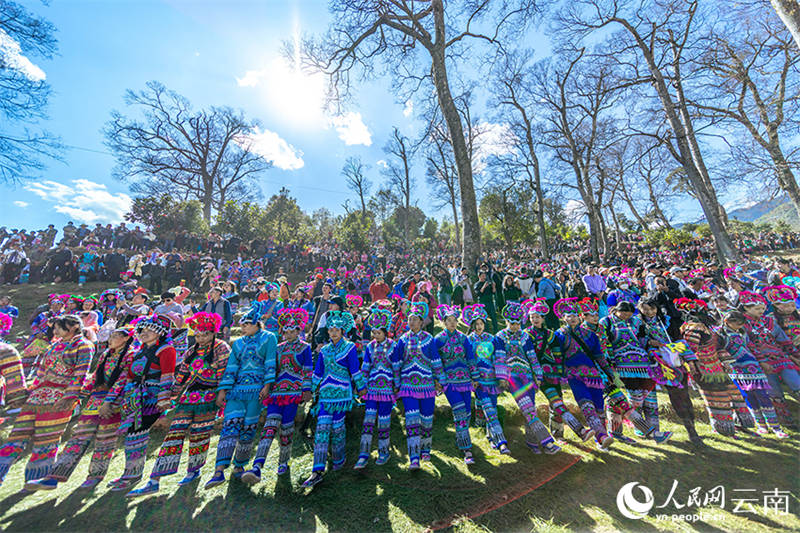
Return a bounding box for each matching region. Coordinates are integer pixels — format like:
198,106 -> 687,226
403,99 -> 414,117
472,121 -> 515,174
13,201 -> 29,208
564,199 -> 587,226
0,28 -> 46,81
24,179 -> 132,224
329,112 -> 372,146
376,159 -> 388,169
238,127 -> 304,170
236,69 -> 267,88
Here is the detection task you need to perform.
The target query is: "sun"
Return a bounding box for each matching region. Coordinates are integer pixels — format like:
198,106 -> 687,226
260,56 -> 327,127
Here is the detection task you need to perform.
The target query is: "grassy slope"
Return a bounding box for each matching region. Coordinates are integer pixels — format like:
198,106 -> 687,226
0,283 -> 798,532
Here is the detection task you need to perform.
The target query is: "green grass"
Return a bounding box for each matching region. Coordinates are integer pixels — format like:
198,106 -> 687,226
0,283 -> 798,532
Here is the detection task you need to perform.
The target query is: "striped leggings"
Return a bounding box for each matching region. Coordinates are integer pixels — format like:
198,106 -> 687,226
0,406 -> 74,483
49,397 -> 121,482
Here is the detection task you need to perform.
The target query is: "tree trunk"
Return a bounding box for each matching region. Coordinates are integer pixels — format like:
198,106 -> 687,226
767,141 -> 800,219
621,19 -> 738,260
647,181 -> 673,229
431,0 -> 481,268
450,192 -> 462,250
772,0 -> 800,50
202,190 -> 213,222
673,67 -> 730,229
525,144 -> 549,259
620,184 -> 648,228
610,207 -> 622,253
598,210 -> 610,257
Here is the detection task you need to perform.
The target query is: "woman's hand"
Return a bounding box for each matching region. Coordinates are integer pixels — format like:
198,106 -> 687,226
216,389 -> 227,408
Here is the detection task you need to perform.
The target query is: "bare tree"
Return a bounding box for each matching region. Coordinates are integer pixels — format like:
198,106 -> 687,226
691,6 -> 800,217
531,50 -> 616,261
104,81 -> 270,221
0,0 -> 61,184
425,123 -> 461,249
382,127 -> 414,242
296,0 -> 546,268
493,50 -> 551,258
557,0 -> 739,260
342,156 -> 371,219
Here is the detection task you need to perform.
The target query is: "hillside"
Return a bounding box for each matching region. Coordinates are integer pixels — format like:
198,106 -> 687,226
755,199 -> 800,230
694,194 -> 800,230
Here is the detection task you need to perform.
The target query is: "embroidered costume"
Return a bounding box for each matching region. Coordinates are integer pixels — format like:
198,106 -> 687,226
0,339 -> 27,408
34,335 -> 131,489
434,305 -> 479,460
392,302 -> 445,469
214,308 -> 277,471
249,309 -> 312,479
0,332 -> 93,486
464,305 -> 509,452
494,303 -> 559,454
524,300 -> 591,443
103,315 -> 176,490
676,299 -> 742,437
718,324 -> 786,437
307,311 -> 366,480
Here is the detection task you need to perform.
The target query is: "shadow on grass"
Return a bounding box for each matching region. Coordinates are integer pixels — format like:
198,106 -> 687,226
0,389 -> 798,532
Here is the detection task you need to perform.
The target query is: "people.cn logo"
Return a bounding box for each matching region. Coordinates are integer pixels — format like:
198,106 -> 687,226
616,482 -> 655,519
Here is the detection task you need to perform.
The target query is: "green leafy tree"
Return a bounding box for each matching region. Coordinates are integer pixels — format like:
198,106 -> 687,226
336,211 -> 375,252
382,206 -> 426,249
478,186 -> 538,250
214,201 -> 264,241
126,194 -> 209,237
262,187 -> 311,244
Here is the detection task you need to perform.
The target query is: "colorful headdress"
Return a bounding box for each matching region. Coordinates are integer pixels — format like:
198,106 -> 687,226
553,297 -> 581,318
673,298 -> 708,314
764,285 -> 797,305
346,294 -> 364,309
372,299 -> 392,311
264,282 -> 279,293
739,291 -> 767,307
186,312 -> 223,333
99,288 -> 124,302
408,301 -> 429,320
277,308 -> 309,331
239,306 -> 262,325
0,313 -> 12,336
783,276 -> 800,288
120,271 -> 134,278
501,302 -> 525,323
327,310 -> 355,333
577,297 -> 599,315
134,314 -> 173,336
435,304 -> 461,322
461,304 -> 488,326
520,299 -> 536,316
528,298 -> 550,317
366,308 -> 392,331
48,293 -> 68,304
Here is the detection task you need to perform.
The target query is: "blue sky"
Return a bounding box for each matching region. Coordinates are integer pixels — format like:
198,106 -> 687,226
3,0 -> 743,231
3,0 -> 433,229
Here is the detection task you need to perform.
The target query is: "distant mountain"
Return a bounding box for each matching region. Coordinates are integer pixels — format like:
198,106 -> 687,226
756,199 -> 800,230
726,195 -> 787,222
693,194 -> 798,229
